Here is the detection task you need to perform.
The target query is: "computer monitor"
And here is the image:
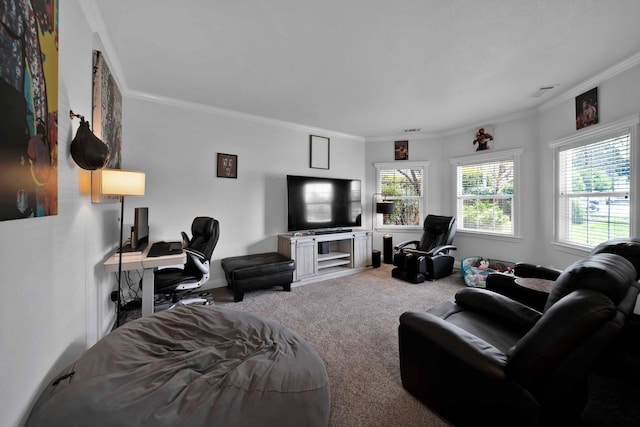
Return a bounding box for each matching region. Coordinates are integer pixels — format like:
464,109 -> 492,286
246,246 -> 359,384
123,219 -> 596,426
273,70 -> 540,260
131,207 -> 149,250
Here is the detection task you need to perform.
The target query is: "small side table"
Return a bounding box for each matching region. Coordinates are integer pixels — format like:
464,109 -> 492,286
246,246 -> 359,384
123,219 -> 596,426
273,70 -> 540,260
514,277 -> 554,294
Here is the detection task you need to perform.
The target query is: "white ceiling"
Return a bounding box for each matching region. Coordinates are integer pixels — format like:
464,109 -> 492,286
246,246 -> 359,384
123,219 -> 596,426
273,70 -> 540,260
94,0 -> 640,138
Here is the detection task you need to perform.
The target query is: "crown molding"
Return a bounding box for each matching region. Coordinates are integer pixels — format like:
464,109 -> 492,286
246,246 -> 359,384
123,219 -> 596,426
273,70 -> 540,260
365,108 -> 538,143
548,113 -> 640,148
365,131 -> 441,143
366,51 -> 640,142
539,51 -> 640,112
79,0 -> 129,93
78,2 -> 640,143
127,90 -> 365,142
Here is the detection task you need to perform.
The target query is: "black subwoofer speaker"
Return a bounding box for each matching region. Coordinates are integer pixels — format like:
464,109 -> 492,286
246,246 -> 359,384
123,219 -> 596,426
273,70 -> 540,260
383,234 -> 393,264
372,250 -> 381,268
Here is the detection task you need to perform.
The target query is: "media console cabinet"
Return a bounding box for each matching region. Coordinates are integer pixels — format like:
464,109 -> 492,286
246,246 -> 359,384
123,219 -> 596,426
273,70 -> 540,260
277,230 -> 373,285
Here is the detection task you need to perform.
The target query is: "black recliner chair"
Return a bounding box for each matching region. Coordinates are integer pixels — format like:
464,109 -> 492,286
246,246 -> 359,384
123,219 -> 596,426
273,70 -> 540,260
391,214 -> 456,283
154,217 -> 220,303
398,252 -> 639,426
486,238 -> 640,311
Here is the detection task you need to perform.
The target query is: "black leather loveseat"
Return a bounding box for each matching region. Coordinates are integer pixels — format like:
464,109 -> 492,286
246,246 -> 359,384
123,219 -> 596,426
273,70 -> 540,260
398,252 -> 639,426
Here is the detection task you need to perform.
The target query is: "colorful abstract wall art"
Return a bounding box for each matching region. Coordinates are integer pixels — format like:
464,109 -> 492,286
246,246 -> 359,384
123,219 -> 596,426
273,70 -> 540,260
0,0 -> 58,221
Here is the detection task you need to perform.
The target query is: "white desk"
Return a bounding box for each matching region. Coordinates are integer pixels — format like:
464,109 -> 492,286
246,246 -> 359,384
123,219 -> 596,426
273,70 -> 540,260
104,244 -> 186,317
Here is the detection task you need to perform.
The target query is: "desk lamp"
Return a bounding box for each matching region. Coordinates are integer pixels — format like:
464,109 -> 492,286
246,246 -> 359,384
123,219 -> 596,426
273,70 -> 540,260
98,169 -> 146,327
371,192 -> 395,230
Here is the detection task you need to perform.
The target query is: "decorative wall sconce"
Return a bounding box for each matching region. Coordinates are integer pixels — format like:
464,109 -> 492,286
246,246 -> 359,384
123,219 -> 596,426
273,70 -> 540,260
69,110 -> 110,170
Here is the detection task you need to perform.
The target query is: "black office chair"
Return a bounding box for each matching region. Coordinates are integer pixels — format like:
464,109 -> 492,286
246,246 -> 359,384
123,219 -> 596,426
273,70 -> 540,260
392,214 -> 457,283
154,217 -> 220,303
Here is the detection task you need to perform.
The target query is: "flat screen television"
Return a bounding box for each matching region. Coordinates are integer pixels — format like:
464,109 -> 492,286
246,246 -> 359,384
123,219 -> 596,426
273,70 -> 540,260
131,207 -> 149,250
287,175 -> 362,232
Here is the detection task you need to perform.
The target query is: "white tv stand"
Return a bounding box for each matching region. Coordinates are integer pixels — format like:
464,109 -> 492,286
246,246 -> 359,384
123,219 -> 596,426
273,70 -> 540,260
277,230 -> 373,285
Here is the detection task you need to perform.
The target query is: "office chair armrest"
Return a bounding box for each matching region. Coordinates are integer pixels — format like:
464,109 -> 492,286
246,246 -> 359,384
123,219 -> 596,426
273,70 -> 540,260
184,248 -> 210,274
395,240 -> 420,251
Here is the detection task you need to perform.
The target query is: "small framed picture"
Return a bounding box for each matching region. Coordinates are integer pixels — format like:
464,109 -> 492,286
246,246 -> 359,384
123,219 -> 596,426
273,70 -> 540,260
217,153 -> 237,178
310,135 -> 330,169
395,140 -> 408,160
472,126 -> 494,151
576,87 -> 598,130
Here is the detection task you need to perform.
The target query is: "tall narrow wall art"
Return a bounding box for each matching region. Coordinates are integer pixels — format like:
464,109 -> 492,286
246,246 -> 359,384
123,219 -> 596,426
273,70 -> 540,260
91,50 -> 123,203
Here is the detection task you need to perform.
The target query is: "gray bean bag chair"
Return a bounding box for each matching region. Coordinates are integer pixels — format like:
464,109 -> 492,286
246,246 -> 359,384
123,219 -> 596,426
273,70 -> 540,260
26,305 -> 330,427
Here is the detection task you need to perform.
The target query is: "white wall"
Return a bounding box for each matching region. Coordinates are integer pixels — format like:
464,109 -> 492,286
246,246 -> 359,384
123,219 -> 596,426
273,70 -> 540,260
1,2 -> 121,426
364,60 -> 640,272
121,96 -> 366,287
364,135 -> 446,250
537,63 -> 640,269
441,114 -> 544,264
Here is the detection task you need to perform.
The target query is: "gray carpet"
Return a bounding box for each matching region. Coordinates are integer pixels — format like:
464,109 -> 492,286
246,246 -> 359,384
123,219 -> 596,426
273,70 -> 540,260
120,264 -> 639,426
209,264 -> 461,427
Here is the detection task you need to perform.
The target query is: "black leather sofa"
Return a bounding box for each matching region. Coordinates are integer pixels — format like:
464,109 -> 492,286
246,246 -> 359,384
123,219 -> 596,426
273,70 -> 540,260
398,252 -> 639,426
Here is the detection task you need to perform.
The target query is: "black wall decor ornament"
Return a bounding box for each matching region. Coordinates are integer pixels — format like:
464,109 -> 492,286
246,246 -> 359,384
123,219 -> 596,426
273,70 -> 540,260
70,112 -> 110,170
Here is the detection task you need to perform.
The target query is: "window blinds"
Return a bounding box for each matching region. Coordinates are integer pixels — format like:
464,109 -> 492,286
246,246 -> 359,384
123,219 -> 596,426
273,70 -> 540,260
458,160 -> 514,234
557,133 -> 630,245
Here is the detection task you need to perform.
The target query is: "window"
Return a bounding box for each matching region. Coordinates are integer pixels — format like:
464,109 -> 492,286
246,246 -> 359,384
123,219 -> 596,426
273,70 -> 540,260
451,149 -> 522,236
375,161 -> 429,229
551,115 -> 638,248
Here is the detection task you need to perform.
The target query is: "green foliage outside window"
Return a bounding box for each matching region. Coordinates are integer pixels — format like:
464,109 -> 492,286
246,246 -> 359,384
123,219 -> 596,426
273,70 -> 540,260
459,160 -> 514,234
380,168 -> 423,227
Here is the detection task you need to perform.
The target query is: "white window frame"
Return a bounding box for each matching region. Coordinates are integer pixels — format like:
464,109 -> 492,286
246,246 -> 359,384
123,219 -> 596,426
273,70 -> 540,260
374,161 -> 430,231
549,114 -> 639,252
450,148 -> 523,239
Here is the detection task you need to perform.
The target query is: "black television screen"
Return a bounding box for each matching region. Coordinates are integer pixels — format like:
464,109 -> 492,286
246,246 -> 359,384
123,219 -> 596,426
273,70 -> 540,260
287,175 -> 362,232
132,207 -> 149,250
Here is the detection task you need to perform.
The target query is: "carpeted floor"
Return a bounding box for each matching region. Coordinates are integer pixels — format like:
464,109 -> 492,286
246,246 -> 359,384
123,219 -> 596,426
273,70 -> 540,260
120,264 -> 640,426
210,264 -> 458,427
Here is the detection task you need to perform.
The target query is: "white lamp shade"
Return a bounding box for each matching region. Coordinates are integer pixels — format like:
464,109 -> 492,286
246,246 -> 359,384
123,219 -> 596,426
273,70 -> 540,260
98,169 -> 146,196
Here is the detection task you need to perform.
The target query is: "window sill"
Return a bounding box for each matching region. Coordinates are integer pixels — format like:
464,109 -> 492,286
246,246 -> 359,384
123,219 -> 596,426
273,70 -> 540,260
457,230 -> 523,243
550,241 -> 593,257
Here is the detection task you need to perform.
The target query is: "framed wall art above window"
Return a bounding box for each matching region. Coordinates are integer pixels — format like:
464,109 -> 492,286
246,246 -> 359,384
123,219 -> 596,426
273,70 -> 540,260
576,87 -> 598,130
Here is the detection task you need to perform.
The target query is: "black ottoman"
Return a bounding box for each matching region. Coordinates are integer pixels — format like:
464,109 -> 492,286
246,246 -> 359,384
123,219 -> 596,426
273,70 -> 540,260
221,252 -> 295,302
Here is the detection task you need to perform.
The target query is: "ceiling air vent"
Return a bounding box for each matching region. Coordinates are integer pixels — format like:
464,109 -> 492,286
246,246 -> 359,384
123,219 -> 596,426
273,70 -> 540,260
403,128 -> 421,133
530,84 -> 559,98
